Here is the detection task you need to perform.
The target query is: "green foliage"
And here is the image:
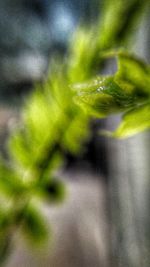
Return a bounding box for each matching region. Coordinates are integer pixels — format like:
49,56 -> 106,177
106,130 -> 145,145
113,103 -> 150,138
9,68 -> 90,174
75,51 -> 150,137
69,0 -> 150,137
0,0 -> 150,263
22,204 -> 49,245
0,161 -> 26,196
0,64 -> 90,261
99,0 -> 148,48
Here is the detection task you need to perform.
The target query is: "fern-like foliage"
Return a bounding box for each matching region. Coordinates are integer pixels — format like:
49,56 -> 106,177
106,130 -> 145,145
0,64 -> 91,260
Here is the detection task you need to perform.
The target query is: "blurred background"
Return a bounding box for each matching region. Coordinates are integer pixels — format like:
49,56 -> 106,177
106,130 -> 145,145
0,0 -> 149,267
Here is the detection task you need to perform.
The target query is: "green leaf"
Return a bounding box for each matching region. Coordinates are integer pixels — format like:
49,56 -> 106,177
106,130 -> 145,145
75,92 -> 119,118
0,209 -> 12,231
113,103 -> 150,138
8,130 -> 34,169
99,0 -> 149,48
116,52 -> 150,96
0,162 -> 25,196
68,27 -> 100,83
22,205 -> 48,245
74,75 -> 137,117
62,111 -> 90,154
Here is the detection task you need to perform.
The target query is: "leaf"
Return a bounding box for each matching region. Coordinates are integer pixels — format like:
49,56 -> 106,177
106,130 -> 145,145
22,205 -> 48,245
76,93 -> 119,118
8,131 -> 33,169
62,111 -> 90,154
0,209 -> 12,231
74,75 -> 137,117
68,27 -> 100,83
113,103 -> 150,138
0,162 -> 25,196
116,52 -> 150,96
99,0 -> 149,48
